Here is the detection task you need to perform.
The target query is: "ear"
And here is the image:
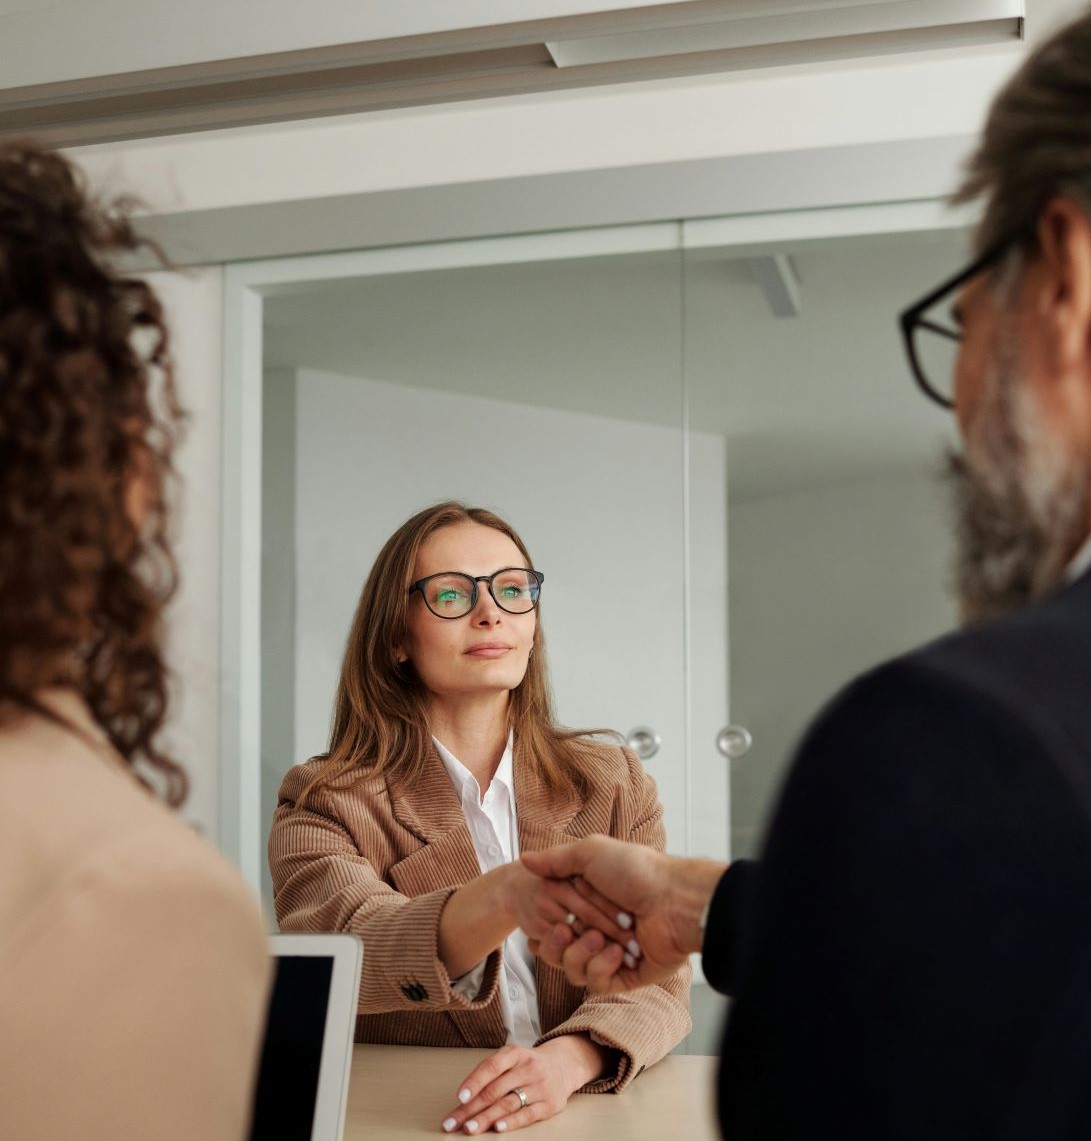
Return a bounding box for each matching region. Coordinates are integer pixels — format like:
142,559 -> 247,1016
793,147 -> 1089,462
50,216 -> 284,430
1034,198 -> 1091,385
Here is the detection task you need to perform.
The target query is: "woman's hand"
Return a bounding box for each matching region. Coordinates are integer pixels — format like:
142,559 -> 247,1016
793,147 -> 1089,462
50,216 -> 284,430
440,1036 -> 609,1134
522,838 -> 725,993
438,860 -> 638,981
495,861 -> 636,949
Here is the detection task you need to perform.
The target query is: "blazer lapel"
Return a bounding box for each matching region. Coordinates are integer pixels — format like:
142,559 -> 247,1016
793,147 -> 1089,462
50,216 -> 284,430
512,737 -> 592,1033
388,742 -> 482,895
514,736 -> 585,855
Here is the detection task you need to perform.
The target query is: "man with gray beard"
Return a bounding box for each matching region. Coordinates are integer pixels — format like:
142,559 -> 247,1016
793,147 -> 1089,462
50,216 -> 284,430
523,7 -> 1091,1138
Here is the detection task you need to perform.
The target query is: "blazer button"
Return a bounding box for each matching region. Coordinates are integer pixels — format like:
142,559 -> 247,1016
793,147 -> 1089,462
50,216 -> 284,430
401,982 -> 429,1002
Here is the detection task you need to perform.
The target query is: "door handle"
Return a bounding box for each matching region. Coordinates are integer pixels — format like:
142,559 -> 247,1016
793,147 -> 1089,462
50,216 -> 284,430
626,726 -> 661,761
716,725 -> 753,760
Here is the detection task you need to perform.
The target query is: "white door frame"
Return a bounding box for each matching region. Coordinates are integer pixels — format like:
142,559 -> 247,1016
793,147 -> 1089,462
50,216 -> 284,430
221,196 -> 970,890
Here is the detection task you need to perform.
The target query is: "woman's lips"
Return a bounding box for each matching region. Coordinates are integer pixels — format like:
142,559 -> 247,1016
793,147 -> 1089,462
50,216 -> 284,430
465,644 -> 512,659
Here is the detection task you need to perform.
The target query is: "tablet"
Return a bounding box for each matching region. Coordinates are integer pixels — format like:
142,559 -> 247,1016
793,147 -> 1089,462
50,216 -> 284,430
249,933 -> 363,1141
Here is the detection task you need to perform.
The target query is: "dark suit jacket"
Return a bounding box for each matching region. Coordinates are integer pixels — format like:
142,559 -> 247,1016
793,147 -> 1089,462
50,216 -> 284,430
704,569 -> 1091,1139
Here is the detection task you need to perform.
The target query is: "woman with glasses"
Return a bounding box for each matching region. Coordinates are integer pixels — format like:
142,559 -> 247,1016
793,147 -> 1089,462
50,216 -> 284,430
269,501 -> 690,1135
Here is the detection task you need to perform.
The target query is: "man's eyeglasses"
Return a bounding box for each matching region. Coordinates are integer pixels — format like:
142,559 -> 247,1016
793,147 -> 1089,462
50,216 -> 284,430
899,234 -> 1018,410
408,567 -> 545,619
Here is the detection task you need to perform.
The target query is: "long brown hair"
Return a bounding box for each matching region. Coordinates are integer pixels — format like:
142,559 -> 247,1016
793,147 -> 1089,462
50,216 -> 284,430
298,501 -> 593,806
0,141 -> 187,805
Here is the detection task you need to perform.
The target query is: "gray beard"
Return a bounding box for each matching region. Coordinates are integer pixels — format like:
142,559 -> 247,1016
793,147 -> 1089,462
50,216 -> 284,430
948,336 -> 1090,627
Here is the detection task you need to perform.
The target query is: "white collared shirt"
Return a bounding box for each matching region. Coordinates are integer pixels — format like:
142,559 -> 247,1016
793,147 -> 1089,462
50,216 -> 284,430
433,731 -> 542,1047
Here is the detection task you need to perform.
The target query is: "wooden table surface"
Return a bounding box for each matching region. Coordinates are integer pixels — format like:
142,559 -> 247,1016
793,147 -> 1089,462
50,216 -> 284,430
343,1045 -> 719,1140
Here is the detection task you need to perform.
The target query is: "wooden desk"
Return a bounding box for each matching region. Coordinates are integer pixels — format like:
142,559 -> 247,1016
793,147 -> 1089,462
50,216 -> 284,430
344,1046 -> 719,1139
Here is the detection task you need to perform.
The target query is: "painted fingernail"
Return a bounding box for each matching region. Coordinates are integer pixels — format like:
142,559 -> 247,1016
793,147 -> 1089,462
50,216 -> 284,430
624,952 -> 637,969
617,912 -> 633,929
458,1089 -> 472,1105
442,1118 -> 458,1133
466,1120 -> 479,1134
628,939 -> 642,958
497,1123 -> 509,1133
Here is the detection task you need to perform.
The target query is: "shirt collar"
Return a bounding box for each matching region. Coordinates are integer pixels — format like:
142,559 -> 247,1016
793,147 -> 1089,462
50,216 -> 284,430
433,728 -> 514,803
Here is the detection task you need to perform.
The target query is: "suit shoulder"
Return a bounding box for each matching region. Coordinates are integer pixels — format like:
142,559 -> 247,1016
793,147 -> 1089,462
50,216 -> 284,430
275,754 -> 385,812
805,648 -> 1011,747
566,734 -> 645,783
791,644 -> 1082,812
2,785 -> 266,982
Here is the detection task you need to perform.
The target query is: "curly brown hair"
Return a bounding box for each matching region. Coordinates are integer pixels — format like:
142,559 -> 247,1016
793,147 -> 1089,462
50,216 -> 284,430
0,140 -> 188,805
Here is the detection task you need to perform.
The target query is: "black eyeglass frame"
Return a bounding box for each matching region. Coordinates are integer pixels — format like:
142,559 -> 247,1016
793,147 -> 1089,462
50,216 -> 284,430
898,232 -> 1023,411
408,567 -> 545,619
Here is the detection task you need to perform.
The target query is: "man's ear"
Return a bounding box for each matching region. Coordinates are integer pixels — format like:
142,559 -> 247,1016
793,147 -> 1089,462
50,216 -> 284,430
1034,198 -> 1091,381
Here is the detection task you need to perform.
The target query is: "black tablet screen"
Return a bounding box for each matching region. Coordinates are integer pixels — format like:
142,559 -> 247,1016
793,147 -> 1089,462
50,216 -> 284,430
248,955 -> 334,1141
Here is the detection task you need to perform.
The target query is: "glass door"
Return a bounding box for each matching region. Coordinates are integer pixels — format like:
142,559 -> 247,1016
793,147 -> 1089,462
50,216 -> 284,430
682,219 -> 962,858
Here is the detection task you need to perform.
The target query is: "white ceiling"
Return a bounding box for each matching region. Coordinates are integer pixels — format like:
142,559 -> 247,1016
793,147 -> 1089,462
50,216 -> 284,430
264,227 -> 963,500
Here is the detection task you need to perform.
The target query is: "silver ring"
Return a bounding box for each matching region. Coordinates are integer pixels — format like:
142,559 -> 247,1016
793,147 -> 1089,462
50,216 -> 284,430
564,912 -> 577,927
513,1086 -> 529,1109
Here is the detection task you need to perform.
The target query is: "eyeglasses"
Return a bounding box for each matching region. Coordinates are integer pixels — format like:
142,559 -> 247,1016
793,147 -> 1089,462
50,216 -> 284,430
408,567 -> 545,619
898,234 -> 1018,411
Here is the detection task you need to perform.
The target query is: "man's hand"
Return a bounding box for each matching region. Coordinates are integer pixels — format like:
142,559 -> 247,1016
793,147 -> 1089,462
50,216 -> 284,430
521,836 -> 726,993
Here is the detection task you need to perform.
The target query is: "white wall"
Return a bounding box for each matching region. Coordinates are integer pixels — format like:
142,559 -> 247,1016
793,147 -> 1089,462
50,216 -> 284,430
75,52 -> 1011,220
65,0 -> 1091,226
727,468 -> 956,856
280,366 -> 727,860
149,265 -> 226,841
260,369 -> 297,910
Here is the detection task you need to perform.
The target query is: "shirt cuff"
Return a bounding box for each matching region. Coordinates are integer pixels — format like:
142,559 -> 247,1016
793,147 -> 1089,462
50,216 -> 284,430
451,958 -> 489,1001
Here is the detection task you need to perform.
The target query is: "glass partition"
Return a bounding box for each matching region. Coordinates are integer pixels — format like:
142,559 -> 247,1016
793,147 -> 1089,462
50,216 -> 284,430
252,216 -> 968,886
682,228 -> 962,857
259,242 -> 694,913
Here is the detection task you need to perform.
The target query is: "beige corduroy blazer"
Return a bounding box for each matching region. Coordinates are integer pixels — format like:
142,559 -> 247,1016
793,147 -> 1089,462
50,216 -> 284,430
0,692 -> 272,1141
269,736 -> 691,1093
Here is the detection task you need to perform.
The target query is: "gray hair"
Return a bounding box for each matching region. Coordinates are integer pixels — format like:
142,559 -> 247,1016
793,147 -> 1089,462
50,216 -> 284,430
954,5 -> 1091,253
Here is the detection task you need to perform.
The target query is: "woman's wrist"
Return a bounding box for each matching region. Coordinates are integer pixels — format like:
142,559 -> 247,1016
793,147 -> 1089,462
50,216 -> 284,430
537,1034 -> 610,1092
488,860 -> 528,924
439,870 -> 519,979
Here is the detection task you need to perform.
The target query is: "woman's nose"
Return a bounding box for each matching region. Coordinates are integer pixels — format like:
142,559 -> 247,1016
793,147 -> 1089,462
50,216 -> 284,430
472,589 -> 502,624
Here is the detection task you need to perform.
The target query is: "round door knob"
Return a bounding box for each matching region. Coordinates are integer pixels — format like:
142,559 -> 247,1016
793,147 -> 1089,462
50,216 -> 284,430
626,726 -> 661,761
716,725 -> 753,760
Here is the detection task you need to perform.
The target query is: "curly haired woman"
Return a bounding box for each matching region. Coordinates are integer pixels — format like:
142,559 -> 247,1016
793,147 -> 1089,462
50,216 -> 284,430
0,142 -> 270,1141
270,501 -> 691,1136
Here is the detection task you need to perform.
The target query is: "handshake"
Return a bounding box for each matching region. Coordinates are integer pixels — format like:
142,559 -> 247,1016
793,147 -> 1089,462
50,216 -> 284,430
518,837 -> 727,993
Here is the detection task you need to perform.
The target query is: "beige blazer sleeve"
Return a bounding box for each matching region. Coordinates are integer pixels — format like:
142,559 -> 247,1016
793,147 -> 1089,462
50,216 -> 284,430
534,752 -> 692,1094
0,821 -> 270,1141
269,773 -> 502,1017
270,742 -> 690,1072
